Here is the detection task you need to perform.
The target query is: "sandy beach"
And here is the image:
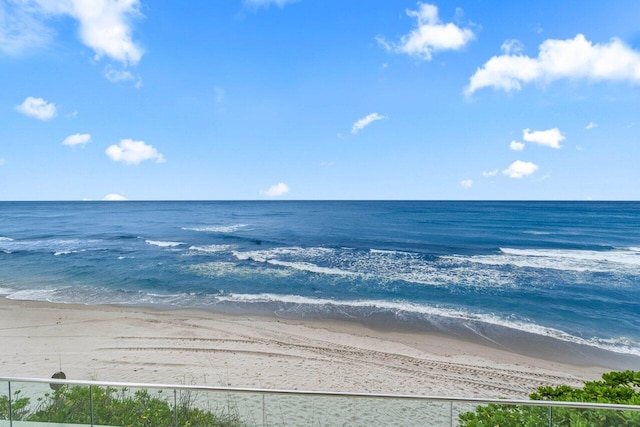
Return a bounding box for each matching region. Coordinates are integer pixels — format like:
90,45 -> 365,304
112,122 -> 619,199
0,297 -> 613,399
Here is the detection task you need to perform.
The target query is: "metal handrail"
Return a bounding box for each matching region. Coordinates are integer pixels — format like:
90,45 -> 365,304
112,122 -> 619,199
2,376 -> 640,412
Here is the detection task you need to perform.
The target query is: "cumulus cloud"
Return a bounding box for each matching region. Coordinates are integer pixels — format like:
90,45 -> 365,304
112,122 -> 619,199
460,179 -> 473,189
466,34 -> 640,96
377,2 -> 474,61
523,128 -> 565,149
503,160 -> 538,179
264,182 -> 290,197
1,0 -> 143,66
15,96 -> 57,120
509,140 -> 525,151
586,121 -> 598,130
482,169 -> 498,177
103,193 -> 127,201
62,133 -> 91,147
105,139 -> 165,164
351,113 -> 386,134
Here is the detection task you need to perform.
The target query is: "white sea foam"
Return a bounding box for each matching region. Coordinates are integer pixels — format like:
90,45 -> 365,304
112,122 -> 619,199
182,224 -> 248,233
6,288 -> 60,302
0,237 -> 14,241
522,230 -> 552,235
266,260 -> 359,276
186,262 -> 294,278
231,246 -> 510,287
449,247 -> 640,274
216,292 -> 640,356
145,240 -> 186,248
188,244 -> 233,253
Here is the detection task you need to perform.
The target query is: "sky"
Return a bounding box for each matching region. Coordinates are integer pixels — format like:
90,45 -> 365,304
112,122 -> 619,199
1,0 -> 640,201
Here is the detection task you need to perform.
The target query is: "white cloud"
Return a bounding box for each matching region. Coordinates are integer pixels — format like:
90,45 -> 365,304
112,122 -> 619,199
351,112 -> 386,134
320,161 -> 335,167
501,39 -> 523,55
503,160 -> 539,179
466,34 -> 640,96
482,169 -> 498,177
264,182 -> 290,197
104,65 -> 133,81
103,193 -> 127,201
460,179 -> 473,189
2,0 -> 143,66
15,96 -> 57,120
523,128 -> 565,149
377,2 -> 475,61
586,121 -> 598,130
244,0 -> 298,8
0,1 -> 55,54
105,139 -> 165,164
62,133 -> 91,147
509,140 -> 525,151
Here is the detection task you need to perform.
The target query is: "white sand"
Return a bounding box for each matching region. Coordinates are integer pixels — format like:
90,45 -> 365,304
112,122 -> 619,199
0,298 -> 607,399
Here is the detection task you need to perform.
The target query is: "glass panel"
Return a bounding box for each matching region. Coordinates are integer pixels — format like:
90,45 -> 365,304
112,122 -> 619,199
262,394 -> 452,426
90,385 -> 174,427
550,406 -> 640,426
0,381 -> 10,422
454,402 -> 550,427
9,380 -> 92,424
176,388 -> 262,426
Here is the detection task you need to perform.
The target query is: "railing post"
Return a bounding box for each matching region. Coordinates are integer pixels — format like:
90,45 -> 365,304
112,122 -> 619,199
548,406 -> 552,427
262,394 -> 266,426
450,401 -> 453,427
7,381 -> 12,427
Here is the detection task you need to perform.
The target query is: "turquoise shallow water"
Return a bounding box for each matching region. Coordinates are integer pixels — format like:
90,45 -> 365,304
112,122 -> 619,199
1,201 -> 639,363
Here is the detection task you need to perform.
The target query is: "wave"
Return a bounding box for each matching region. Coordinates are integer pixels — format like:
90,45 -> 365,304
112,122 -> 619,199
187,244 -> 234,253
0,238 -> 107,255
449,247 -> 640,274
215,292 -> 640,357
182,224 -> 248,233
0,237 -> 14,241
231,246 -> 509,287
145,240 -> 186,248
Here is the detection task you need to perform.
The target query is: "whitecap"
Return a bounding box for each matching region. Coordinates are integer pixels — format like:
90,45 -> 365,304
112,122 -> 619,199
145,240 -> 186,248
182,224 -> 248,233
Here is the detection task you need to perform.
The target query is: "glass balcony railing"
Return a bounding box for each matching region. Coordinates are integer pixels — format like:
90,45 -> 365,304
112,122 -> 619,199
1,376 -> 639,426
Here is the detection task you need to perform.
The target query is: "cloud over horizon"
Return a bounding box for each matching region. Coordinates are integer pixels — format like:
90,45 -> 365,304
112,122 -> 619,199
106,139 -> 165,164
103,193 -> 127,201
466,34 -> 640,95
377,2 -> 474,61
264,182 -> 290,197
15,96 -> 57,120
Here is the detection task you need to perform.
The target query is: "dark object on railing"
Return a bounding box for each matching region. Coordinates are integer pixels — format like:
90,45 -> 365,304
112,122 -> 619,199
50,371 -> 66,390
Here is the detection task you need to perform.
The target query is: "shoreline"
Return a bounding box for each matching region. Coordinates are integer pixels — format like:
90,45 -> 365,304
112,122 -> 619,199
0,297 -> 617,399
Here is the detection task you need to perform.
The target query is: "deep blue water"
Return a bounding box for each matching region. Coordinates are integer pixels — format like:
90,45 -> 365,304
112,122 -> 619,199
1,201 -> 639,361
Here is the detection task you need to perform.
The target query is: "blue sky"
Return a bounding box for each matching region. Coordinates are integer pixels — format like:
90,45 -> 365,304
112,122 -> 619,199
1,0 -> 640,200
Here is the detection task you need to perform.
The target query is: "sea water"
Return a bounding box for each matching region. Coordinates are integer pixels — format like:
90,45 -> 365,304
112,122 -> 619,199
1,201 -> 639,366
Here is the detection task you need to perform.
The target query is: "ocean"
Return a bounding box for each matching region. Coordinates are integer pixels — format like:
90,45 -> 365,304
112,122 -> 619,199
1,201 -> 639,367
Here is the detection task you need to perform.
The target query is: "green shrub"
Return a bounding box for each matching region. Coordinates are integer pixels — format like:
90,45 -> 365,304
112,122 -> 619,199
459,370 -> 640,426
3,384 -> 243,426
